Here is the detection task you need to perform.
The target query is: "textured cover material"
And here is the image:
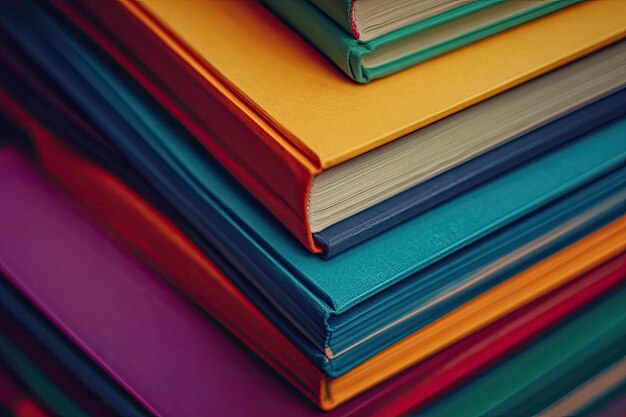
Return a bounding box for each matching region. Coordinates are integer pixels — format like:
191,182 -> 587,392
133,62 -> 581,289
1,4 -> 623,375
51,0 -> 626,251
29,132 -> 626,407
2,7 -> 626,376
0,14 -> 620,374
18,1 -> 625,259
318,217 -> 626,407
1,145 -> 624,415
3,0 -> 626,370
0,10 -> 626,256
263,0 -> 581,82
417,287 -> 626,417
309,0 -> 354,34
315,87 -> 626,256
3,78 -> 626,409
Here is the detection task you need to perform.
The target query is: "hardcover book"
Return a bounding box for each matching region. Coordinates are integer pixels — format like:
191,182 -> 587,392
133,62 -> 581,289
264,0 -> 583,82
46,0 -> 626,254
0,144 -> 624,414
2,68 -> 625,408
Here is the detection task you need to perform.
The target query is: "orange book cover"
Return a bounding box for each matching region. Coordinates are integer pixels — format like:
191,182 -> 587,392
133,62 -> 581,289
3,89 -> 625,410
54,0 -> 626,252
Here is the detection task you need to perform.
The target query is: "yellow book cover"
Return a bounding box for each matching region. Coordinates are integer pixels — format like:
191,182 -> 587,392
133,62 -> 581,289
106,0 -> 625,251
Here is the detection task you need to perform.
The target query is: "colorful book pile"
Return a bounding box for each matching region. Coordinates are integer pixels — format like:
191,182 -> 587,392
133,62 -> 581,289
0,1 -> 625,416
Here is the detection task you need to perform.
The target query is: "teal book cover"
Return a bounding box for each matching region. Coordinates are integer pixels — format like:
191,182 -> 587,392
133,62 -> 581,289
3,0 -> 625,381
263,0 -> 583,82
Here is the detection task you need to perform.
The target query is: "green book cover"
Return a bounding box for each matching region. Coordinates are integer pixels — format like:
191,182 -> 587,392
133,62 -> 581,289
262,0 -> 582,82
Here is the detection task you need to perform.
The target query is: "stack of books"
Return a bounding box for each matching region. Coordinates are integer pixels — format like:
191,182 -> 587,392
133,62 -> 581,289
0,1 -> 624,416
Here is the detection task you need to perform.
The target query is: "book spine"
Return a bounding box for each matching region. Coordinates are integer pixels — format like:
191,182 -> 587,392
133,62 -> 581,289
55,0 -> 323,253
0,91 -> 326,405
261,0 -> 371,82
